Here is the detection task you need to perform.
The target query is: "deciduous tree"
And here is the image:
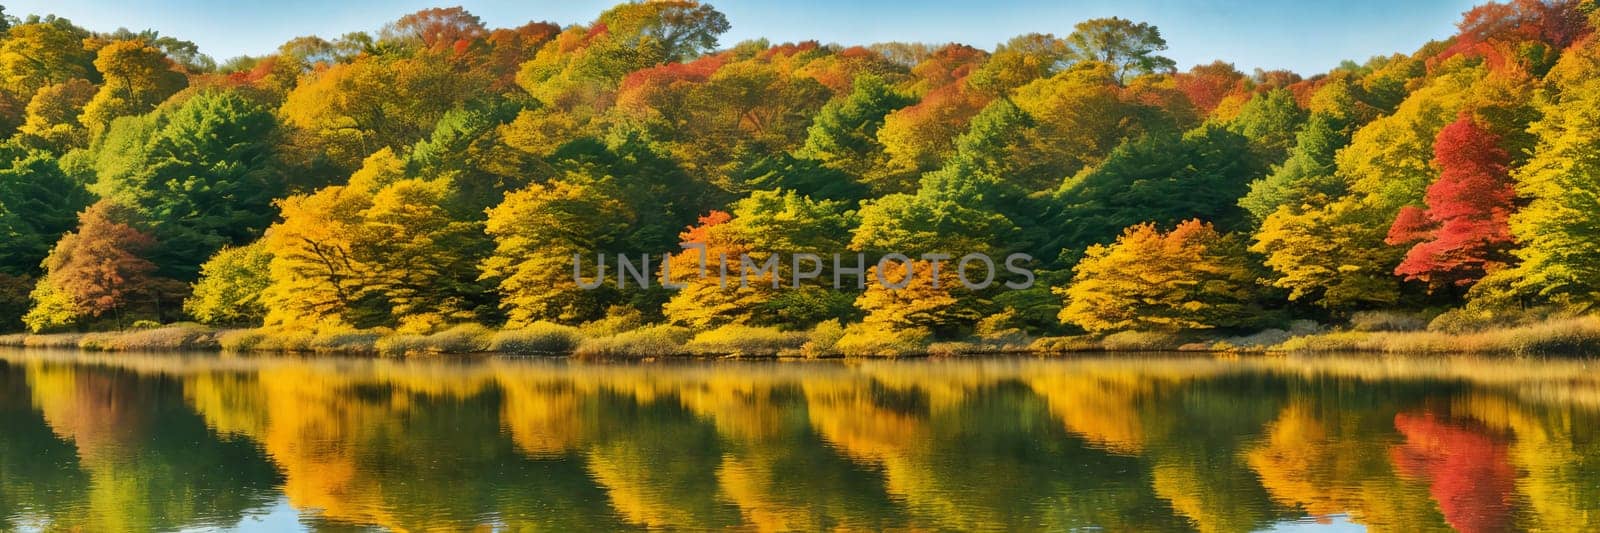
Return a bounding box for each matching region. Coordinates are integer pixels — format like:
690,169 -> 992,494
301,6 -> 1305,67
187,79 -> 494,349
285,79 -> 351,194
184,242 -> 271,326
1386,115 -> 1516,288
1062,17 -> 1177,82
1059,220 -> 1266,332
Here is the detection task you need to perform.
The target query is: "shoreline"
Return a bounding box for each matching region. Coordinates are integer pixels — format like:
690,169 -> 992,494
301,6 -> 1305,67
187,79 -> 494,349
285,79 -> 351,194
4,316 -> 1600,358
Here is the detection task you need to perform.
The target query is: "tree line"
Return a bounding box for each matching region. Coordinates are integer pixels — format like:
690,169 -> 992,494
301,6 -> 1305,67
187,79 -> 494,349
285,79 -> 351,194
0,0 -> 1597,344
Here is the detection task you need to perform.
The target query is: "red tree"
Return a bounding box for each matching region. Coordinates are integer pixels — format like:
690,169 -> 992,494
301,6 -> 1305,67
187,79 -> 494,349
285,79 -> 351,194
384,7 -> 488,51
43,201 -> 161,318
1439,0 -> 1590,71
1386,114 -> 1516,288
1174,61 -> 1247,115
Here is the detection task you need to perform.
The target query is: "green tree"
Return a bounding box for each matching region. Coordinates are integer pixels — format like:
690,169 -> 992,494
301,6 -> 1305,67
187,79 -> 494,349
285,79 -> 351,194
1054,124 -> 1263,257
1062,17 -> 1177,82
1238,113 -> 1349,223
797,73 -> 914,179
0,150 -> 93,276
1227,88 -> 1307,161
89,90 -> 285,280
404,97 -> 538,217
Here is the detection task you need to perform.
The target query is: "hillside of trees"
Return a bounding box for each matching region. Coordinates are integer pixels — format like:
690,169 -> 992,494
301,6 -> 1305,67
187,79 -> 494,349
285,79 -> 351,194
1,1 -> 1598,349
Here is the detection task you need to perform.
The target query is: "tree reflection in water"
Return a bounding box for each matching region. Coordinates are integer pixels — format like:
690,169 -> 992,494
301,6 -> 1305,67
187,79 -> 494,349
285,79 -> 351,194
2,350 -> 1599,532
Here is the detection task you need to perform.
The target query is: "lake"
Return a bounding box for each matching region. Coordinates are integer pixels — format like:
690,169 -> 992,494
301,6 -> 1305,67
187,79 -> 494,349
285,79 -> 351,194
0,349 -> 1596,532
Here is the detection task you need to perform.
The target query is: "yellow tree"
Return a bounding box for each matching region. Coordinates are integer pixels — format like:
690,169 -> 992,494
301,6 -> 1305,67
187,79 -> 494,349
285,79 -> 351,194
279,53 -> 491,174
15,78 -> 97,151
359,178 -> 490,329
1059,220 -> 1265,332
855,259 -> 972,335
184,242 -> 271,326
260,186 -> 372,329
481,180 -> 632,326
0,18 -> 93,99
79,40 -> 187,134
661,211 -> 773,330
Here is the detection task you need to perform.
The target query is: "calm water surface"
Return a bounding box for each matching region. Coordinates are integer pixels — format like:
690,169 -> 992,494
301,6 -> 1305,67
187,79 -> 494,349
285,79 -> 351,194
1,349 -> 1597,532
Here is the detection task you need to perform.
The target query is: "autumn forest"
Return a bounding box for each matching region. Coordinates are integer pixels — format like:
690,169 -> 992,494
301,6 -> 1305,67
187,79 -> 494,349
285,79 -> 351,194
1,0 -> 1598,355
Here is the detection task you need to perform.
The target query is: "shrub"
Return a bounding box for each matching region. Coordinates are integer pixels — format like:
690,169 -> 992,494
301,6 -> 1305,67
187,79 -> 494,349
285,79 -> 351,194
489,322 -> 583,355
1348,311 -> 1428,332
311,330 -> 381,355
1029,335 -> 1103,352
218,329 -> 269,352
1492,317 -> 1600,355
1428,308 -> 1490,334
685,325 -> 807,356
396,313 -> 451,335
375,334 -> 431,357
833,324 -> 930,357
16,333 -> 85,349
974,308 -> 1030,343
801,320 -> 847,358
578,306 -> 645,338
1271,317 -> 1600,356
1214,321 -> 1323,351
1101,331 -> 1188,351
377,325 -> 492,357
1427,305 -> 1564,334
77,324 -> 219,351
425,324 -> 493,353
254,330 -> 316,352
574,325 -> 691,358
924,341 -> 991,356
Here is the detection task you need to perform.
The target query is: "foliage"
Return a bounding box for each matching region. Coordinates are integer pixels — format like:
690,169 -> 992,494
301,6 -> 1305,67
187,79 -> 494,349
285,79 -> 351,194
482,179 -> 632,326
0,0 -> 1594,347
488,322 -> 583,354
80,40 -> 187,134
31,201 -> 177,328
1055,124 -> 1263,255
1062,17 -> 1177,82
0,272 -> 29,331
797,73 -> 914,179
0,150 -> 93,276
574,324 -> 692,358
88,90 -> 285,279
1386,115 -> 1516,289
855,259 -> 979,337
1502,65 -> 1600,309
184,242 -> 271,326
833,322 -> 931,357
1059,220 -> 1268,332
684,324 -> 808,356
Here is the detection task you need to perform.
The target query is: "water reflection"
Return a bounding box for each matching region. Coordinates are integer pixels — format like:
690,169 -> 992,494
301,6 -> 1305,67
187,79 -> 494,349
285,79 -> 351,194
2,350 -> 1599,532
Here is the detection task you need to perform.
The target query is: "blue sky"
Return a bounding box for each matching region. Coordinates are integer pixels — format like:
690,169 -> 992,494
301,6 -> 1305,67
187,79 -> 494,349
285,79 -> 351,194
5,0 -> 1481,74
